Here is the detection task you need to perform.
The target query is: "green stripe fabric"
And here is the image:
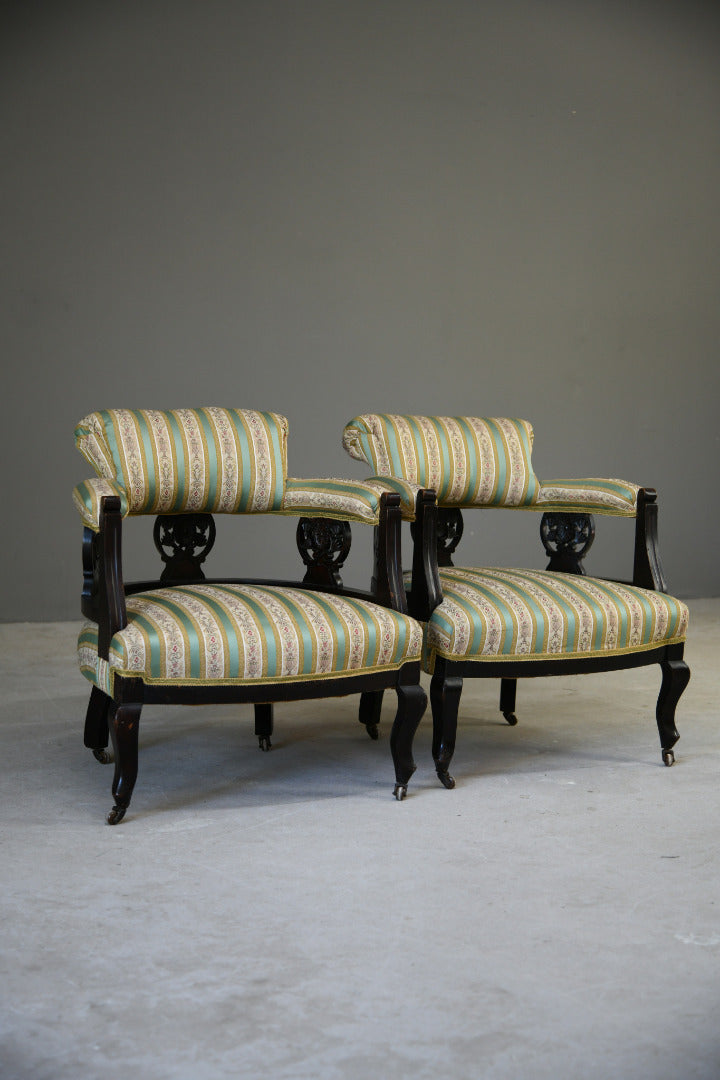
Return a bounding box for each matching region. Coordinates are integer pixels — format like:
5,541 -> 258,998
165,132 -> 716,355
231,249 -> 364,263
72,478 -> 127,530
536,478 -> 640,516
77,583 -> 423,692
74,408 -> 289,516
280,476 -> 419,523
420,567 -> 689,672
342,414 -> 540,508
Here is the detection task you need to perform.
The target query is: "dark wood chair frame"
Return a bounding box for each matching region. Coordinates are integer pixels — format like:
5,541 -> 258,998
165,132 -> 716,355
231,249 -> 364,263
81,492 -> 426,824
359,488 -> 691,789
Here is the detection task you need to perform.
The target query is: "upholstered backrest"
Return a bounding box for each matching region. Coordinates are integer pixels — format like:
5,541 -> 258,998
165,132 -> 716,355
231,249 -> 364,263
75,408 -> 288,515
343,414 -> 540,508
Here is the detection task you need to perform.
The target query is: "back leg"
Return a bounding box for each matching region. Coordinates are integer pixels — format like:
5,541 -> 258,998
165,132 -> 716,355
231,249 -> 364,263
430,667 -> 463,789
254,703 -> 274,751
499,678 -> 518,726
359,690 -> 384,740
84,686 -> 114,764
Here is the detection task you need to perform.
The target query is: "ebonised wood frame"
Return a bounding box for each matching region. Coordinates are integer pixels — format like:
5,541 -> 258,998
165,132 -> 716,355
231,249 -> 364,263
404,488 -> 690,789
81,493 -> 426,823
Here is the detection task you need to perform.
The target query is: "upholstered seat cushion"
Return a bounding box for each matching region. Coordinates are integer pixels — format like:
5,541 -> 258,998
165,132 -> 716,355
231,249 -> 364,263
420,568 -> 689,671
78,584 -> 423,694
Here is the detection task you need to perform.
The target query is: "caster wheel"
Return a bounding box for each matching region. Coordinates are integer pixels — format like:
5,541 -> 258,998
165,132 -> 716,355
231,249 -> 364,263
503,711 -> 518,726
365,723 -> 379,741
93,748 -> 114,764
437,770 -> 456,790
258,736 -> 272,752
393,784 -> 407,801
106,805 -> 126,826
662,749 -> 675,767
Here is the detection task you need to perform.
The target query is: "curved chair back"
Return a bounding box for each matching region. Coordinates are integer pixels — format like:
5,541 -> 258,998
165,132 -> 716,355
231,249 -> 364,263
75,407 -> 288,517
343,414 -> 539,508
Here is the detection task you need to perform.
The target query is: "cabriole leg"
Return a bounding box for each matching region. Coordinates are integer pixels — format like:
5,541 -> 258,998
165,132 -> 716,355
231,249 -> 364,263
430,666 -> 463,790
254,703 -> 274,751
84,686 -> 114,763
390,684 -> 427,800
656,659 -> 691,766
107,702 -> 142,825
359,690 -> 384,740
499,678 -> 518,726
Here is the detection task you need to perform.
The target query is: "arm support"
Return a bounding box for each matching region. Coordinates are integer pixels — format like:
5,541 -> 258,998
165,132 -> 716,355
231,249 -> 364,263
408,490 -> 442,620
82,496 -> 127,659
633,488 -> 666,592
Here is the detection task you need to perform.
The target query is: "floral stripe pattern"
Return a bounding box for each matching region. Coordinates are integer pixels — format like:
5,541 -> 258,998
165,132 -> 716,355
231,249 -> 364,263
74,408 -> 288,517
279,476 -> 419,524
77,583 -> 423,693
420,567 -> 689,671
72,478 -> 127,529
343,415 -> 539,507
536,478 -> 640,516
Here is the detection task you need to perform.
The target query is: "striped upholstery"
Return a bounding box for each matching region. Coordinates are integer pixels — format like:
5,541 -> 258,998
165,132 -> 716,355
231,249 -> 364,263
75,408 -> 288,520
73,477 -> 126,530
343,415 -> 539,508
536,478 -> 639,516
78,583 -> 423,694
280,476 -> 420,524
420,567 -> 689,672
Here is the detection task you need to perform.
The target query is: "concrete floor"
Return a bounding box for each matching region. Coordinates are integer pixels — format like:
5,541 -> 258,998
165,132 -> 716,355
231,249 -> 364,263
1,600 -> 718,1080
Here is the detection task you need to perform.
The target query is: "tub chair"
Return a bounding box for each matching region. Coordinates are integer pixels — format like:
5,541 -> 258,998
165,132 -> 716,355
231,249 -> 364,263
73,407 -> 427,823
342,414 -> 690,789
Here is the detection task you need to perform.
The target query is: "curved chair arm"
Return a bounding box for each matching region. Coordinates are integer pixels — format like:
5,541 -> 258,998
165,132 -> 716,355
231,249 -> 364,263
535,477 -> 640,516
73,478 -> 128,530
279,476 -> 419,523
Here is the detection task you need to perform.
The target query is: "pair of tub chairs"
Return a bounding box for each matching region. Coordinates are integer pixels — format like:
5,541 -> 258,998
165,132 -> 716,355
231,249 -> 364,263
74,408 -> 690,823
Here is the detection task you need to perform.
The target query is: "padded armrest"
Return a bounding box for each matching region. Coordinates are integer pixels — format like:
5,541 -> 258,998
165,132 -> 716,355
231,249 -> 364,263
535,478 -> 640,517
279,476 -> 420,524
73,479 -> 127,530
73,475 -> 420,530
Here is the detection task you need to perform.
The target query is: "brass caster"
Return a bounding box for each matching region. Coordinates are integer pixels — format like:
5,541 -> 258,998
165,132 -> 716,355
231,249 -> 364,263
106,805 -> 126,825
93,748 -> 114,764
503,711 -> 518,726
365,723 -> 379,741
393,784 -> 408,801
258,736 -> 272,752
437,769 -> 456,790
662,749 -> 675,767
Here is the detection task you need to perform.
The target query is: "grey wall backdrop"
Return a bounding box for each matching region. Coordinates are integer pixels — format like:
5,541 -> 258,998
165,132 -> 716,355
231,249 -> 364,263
2,0 -> 719,621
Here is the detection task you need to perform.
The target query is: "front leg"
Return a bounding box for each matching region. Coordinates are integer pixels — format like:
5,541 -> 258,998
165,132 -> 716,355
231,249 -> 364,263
656,657 -> 691,766
84,686 -> 114,763
430,662 -> 463,789
390,683 -> 427,800
107,702 -> 142,825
